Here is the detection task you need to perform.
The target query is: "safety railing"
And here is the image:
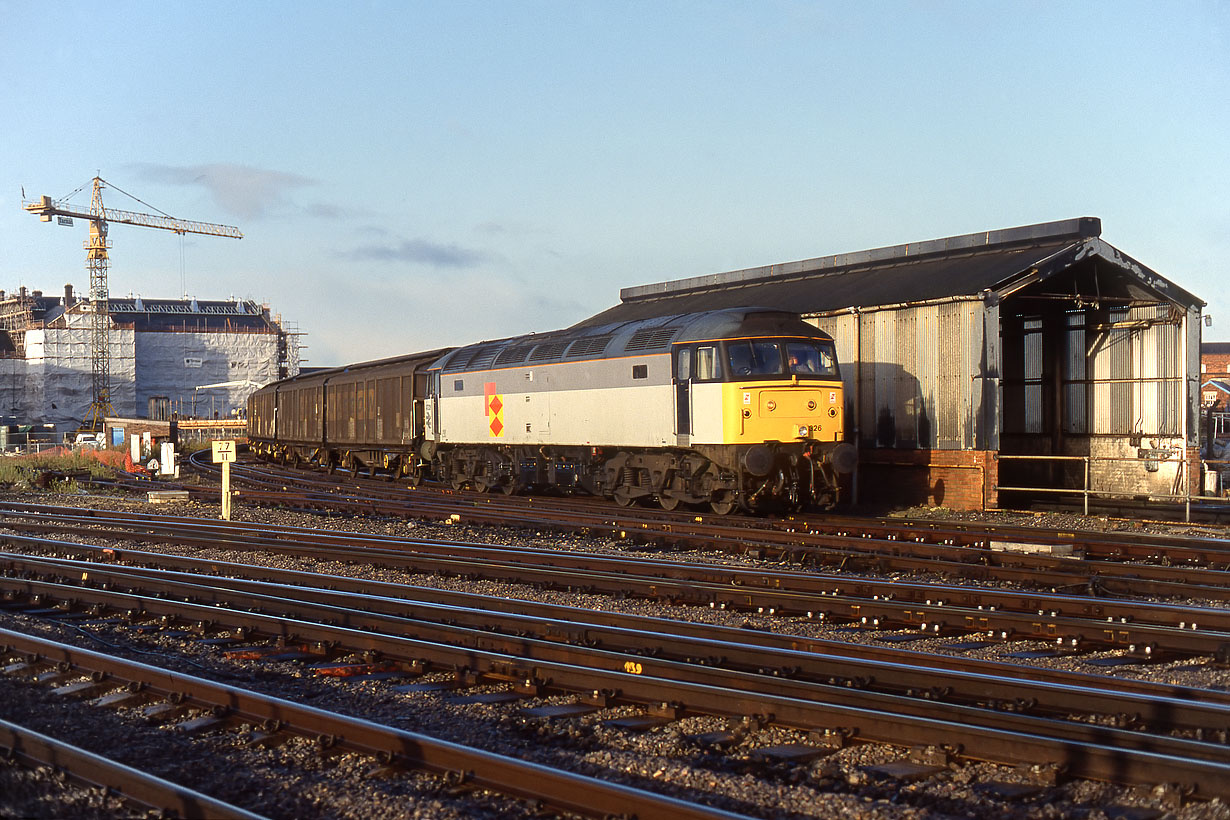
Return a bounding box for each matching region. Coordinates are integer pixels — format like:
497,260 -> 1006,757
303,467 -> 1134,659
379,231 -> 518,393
997,453 -> 1230,522
996,454 -> 1092,515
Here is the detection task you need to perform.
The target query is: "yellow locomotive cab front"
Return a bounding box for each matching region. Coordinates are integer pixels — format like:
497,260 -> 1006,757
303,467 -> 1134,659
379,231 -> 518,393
724,380 -> 844,444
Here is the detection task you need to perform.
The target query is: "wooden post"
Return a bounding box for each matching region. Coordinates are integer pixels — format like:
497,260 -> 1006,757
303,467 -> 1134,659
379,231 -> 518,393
211,440 -> 236,521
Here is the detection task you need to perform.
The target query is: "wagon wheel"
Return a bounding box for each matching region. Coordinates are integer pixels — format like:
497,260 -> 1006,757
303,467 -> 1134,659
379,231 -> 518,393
709,491 -> 737,516
612,486 -> 637,507
658,493 -> 681,511
383,455 -> 399,482
403,464 -> 422,487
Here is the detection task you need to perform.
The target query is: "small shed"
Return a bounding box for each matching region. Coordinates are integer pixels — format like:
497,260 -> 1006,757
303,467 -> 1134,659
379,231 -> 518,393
581,218 -> 1205,510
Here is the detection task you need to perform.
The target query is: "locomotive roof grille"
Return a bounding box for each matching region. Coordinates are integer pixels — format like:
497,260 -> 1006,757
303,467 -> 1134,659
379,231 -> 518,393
566,335 -> 612,357
528,341 -> 569,362
493,344 -> 535,366
437,350 -> 467,371
623,327 -> 679,352
466,346 -> 501,370
442,344 -> 501,371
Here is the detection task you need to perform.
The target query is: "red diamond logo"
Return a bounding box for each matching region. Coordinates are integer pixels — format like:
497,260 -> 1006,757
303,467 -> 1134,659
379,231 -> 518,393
490,417 -> 503,436
489,395 -> 503,415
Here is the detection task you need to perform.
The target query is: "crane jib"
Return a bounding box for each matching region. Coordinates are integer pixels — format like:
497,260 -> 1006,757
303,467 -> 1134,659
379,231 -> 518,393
21,175 -> 244,431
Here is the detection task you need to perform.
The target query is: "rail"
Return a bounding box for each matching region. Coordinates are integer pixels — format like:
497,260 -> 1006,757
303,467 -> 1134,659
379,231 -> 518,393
6,537 -> 1230,796
0,718 -> 264,819
0,627 -> 745,820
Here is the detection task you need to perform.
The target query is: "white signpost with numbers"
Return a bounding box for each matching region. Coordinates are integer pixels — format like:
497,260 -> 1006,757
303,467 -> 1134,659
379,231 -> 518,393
211,440 -> 236,520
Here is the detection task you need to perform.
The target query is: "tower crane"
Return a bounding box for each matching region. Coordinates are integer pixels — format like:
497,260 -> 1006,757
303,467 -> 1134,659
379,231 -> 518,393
23,176 -> 243,430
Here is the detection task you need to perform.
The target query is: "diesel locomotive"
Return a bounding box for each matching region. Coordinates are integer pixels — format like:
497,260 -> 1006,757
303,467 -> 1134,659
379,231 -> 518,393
248,307 -> 856,513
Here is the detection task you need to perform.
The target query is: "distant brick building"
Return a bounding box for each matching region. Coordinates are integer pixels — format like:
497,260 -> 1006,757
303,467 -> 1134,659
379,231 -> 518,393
1202,342 -> 1230,380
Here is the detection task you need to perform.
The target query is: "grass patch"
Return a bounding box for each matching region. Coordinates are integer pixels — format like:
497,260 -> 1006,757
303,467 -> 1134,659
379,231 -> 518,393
0,451 -> 117,487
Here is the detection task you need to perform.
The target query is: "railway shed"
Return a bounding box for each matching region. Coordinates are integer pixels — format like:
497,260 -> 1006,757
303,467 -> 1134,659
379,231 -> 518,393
581,218 -> 1205,511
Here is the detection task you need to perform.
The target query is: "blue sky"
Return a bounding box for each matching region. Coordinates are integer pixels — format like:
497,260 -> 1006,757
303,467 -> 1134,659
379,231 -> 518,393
1,1 -> 1226,366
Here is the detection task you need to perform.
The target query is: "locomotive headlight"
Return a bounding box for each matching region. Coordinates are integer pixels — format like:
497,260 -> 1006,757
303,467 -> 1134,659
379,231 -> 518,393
766,400 -> 776,411
807,400 -> 816,411
798,425 -> 809,437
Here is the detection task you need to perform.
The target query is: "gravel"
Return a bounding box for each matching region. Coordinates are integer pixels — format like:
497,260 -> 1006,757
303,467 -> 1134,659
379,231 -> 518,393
1,488 -> 1229,819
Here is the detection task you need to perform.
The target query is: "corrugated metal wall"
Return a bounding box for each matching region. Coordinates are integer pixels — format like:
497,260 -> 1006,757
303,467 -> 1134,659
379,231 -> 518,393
812,298 -> 1191,455
811,299 -> 988,450
1064,312 -> 1087,433
1086,305 -> 1183,437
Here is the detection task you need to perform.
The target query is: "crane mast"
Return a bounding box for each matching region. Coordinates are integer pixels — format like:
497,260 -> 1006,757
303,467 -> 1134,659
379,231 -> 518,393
23,176 -> 243,430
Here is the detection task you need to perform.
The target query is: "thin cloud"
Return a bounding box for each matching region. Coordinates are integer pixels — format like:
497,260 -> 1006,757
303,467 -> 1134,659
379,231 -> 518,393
132,162 -> 315,220
346,238 -> 490,268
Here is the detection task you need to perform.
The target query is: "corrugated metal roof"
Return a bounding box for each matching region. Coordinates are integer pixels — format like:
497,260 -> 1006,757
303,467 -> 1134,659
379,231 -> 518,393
576,217 -> 1204,327
583,239 -> 1075,326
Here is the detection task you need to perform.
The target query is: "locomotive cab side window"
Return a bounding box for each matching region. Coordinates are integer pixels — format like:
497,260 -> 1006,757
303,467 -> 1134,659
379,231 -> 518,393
695,345 -> 719,381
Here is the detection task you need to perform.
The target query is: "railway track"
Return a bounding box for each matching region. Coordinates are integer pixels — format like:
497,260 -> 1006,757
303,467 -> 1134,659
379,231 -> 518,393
3,547 -> 1230,759
195,455 -> 1230,577
0,715 -> 262,819
0,501 -> 1229,808
2,502 -> 1229,658
6,464 -> 1230,816
0,627 -> 740,820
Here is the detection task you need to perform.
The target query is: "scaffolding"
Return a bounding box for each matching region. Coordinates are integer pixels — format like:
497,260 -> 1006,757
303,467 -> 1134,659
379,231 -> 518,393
0,289 -> 36,357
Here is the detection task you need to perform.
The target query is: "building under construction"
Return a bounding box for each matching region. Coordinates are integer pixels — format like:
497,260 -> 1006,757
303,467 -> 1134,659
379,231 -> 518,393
0,284 -> 301,433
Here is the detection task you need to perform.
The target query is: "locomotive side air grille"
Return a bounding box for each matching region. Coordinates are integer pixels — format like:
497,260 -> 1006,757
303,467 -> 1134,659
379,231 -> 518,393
466,347 -> 501,370
494,345 -> 535,366
444,344 -> 501,371
623,327 -> 678,352
566,336 -> 612,358
438,350 -> 468,371
528,341 -> 569,362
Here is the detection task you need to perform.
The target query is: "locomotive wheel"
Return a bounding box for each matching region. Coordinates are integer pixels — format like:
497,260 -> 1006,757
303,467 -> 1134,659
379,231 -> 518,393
500,480 -> 519,496
612,486 -> 636,507
709,491 -> 736,515
658,494 -> 680,511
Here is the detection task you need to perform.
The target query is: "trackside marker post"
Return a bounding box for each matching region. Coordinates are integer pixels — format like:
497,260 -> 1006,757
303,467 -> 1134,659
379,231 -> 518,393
212,440 -> 236,520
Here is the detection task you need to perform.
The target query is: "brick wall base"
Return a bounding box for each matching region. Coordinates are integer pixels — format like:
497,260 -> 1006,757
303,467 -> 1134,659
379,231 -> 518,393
855,449 -> 998,511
